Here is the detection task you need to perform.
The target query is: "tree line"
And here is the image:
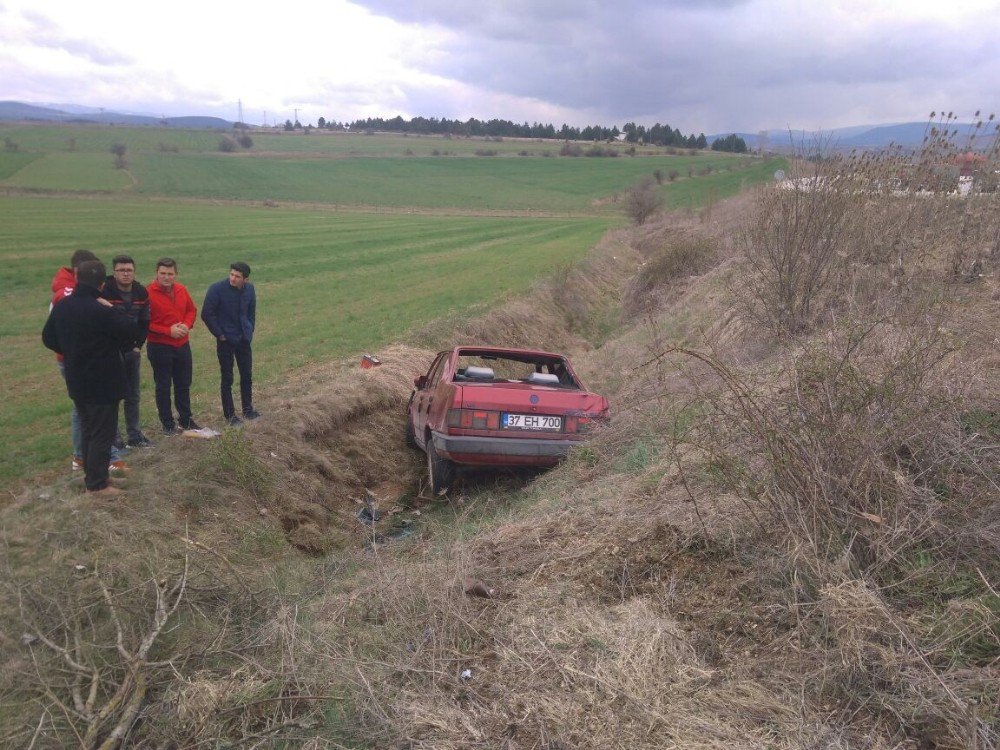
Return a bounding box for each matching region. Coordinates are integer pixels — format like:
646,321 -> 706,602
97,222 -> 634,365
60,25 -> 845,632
289,115 -> 719,146
282,114 -> 748,153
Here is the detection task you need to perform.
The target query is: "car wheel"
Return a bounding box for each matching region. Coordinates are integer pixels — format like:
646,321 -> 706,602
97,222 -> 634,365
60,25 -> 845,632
427,440 -> 455,495
405,413 -> 418,449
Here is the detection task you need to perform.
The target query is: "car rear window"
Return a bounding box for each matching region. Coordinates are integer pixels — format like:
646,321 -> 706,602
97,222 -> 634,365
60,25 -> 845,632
453,354 -> 579,388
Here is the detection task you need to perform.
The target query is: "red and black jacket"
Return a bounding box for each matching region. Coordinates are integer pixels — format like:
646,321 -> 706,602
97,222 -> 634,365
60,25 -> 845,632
101,277 -> 150,351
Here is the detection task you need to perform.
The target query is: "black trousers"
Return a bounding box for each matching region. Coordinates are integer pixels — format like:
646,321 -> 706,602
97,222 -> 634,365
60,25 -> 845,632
217,339 -> 253,418
147,342 -> 193,428
116,350 -> 143,443
73,400 -> 119,491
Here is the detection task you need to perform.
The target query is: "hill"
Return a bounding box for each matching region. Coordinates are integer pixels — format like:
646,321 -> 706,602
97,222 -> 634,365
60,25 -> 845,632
0,101 -> 233,129
711,120 -> 993,152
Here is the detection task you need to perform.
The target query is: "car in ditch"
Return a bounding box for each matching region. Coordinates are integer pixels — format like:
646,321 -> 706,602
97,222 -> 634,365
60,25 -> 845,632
406,346 -> 610,492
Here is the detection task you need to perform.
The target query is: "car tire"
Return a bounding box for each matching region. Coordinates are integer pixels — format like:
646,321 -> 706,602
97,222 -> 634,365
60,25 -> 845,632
405,413 -> 418,449
427,440 -> 455,495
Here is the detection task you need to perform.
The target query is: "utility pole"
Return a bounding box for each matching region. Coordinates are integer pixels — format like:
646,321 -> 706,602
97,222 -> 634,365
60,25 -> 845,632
294,108 -> 299,126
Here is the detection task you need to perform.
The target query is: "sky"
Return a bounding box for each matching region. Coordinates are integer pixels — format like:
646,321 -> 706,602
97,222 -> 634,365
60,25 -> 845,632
1,0 -> 998,133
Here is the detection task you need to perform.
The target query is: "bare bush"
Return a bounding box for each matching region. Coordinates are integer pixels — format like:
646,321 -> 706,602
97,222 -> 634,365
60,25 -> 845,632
738,178 -> 858,335
623,177 -> 662,226
236,133 -> 253,149
16,559 -> 189,749
668,298 -> 999,744
218,136 -> 237,153
625,236 -> 719,316
110,143 -> 127,169
740,116 -> 1000,336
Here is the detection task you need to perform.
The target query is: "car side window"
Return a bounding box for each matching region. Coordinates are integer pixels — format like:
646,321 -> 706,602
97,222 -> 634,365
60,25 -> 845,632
426,353 -> 448,388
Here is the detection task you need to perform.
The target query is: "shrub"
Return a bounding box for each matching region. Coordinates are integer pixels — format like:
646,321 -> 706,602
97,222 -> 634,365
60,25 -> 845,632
236,133 -> 253,149
110,142 -> 127,169
474,149 -> 497,157
737,178 -> 857,335
625,237 -> 719,315
653,169 -> 664,184
559,143 -> 583,157
218,136 -> 237,152
667,170 -> 679,182
3,137 -> 18,152
623,177 -> 662,226
157,142 -> 179,153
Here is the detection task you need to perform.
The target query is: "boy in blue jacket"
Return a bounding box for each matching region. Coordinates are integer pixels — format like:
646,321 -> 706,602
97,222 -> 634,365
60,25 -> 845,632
201,262 -> 259,425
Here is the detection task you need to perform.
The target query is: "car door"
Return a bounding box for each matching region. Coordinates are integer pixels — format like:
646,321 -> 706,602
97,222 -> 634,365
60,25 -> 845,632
412,352 -> 448,449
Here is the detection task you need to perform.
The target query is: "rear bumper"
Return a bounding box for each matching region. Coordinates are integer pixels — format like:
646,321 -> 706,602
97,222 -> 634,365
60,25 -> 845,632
431,430 -> 578,465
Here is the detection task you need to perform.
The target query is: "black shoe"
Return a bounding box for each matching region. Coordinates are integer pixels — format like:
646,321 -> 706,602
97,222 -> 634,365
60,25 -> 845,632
128,433 -> 154,448
163,424 -> 182,436
243,408 -> 261,420
227,415 -> 244,426
180,419 -> 201,430
112,435 -> 127,451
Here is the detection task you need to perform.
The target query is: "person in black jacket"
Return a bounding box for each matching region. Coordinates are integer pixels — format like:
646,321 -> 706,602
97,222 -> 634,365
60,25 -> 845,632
43,260 -> 141,496
102,255 -> 152,448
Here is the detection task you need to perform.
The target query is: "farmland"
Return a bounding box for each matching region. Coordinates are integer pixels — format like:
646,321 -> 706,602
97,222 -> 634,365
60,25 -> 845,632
0,122 -> 783,486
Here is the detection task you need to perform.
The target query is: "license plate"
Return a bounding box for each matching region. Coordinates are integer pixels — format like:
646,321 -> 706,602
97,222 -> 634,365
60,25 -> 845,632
501,413 -> 562,431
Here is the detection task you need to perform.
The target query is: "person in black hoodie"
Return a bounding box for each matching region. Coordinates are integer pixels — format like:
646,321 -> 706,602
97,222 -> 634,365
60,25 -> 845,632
43,260 -> 141,496
102,255 -> 152,448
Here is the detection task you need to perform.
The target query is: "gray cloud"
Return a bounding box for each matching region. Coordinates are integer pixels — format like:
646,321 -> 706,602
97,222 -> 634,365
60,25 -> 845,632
20,9 -> 134,66
353,1 -> 1000,130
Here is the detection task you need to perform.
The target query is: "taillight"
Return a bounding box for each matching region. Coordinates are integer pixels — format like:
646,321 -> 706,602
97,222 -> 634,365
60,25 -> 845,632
566,415 -> 599,433
446,409 -> 500,430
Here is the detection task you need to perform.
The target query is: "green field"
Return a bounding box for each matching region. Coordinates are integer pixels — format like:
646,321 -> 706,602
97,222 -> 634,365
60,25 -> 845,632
0,122 -> 783,488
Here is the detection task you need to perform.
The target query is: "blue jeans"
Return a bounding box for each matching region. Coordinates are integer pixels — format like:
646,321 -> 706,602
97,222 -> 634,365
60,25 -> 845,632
59,361 -> 121,461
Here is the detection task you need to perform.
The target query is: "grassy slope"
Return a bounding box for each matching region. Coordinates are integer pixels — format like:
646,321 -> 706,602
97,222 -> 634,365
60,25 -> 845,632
131,153 -> 741,211
3,152 -> 134,191
0,122 -> 720,158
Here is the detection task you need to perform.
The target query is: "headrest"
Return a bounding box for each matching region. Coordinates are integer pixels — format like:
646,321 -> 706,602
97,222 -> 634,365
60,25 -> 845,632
465,366 -> 495,380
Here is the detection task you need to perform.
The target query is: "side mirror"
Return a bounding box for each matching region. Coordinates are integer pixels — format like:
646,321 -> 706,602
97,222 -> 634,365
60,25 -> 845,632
414,375 -> 428,389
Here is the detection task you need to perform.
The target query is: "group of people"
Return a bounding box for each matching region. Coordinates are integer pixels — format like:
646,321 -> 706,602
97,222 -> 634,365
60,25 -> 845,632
42,250 -> 261,496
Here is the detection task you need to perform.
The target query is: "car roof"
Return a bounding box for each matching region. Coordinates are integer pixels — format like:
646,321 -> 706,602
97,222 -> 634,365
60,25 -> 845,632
450,345 -> 570,362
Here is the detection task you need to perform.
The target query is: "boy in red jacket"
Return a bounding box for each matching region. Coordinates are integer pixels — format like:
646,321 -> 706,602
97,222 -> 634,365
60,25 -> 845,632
146,258 -> 200,433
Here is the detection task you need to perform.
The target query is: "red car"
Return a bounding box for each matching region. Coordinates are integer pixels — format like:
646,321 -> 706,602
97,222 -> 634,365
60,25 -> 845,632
407,346 -> 610,492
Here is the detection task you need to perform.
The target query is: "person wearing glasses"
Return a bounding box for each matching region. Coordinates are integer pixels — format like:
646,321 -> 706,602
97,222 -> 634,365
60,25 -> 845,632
101,255 -> 152,448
